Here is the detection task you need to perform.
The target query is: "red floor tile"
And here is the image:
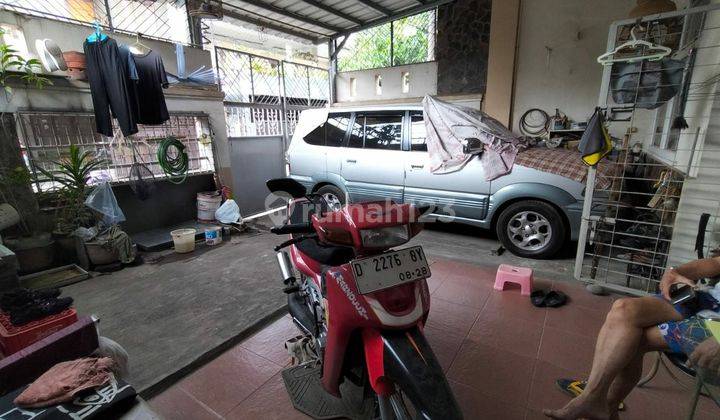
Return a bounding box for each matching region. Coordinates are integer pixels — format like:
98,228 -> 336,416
149,385 -> 222,420
432,279 -> 492,309
178,346 -> 282,415
482,288 -> 547,326
466,311 -> 544,359
526,360 -> 585,412
430,259 -> 496,288
537,326 -> 595,375
551,281 -> 614,312
426,274 -> 445,294
544,303 -> 608,339
447,340 -> 536,406
426,297 -> 481,338
240,315 -> 299,366
225,373 -> 309,420
450,379 -> 527,420
422,324 -> 465,372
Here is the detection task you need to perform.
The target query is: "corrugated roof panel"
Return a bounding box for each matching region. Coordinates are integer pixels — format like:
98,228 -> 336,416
327,0 -> 383,22
281,2 -> 355,29
223,0 -> 442,39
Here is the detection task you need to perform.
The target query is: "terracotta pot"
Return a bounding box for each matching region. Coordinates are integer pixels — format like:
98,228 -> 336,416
63,51 -> 87,80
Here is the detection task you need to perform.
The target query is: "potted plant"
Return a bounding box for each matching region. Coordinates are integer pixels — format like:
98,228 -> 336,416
0,164 -> 57,274
35,144 -> 106,261
0,27 -> 52,102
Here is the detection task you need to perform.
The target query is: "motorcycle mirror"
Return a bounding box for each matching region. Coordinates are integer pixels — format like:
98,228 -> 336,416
463,137 -> 484,154
266,178 -> 307,199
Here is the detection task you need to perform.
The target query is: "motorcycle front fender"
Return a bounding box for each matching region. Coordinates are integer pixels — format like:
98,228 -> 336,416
362,327 -> 463,419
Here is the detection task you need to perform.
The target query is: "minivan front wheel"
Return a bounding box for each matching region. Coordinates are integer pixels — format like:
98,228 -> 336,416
496,200 -> 565,259
316,185 -> 345,211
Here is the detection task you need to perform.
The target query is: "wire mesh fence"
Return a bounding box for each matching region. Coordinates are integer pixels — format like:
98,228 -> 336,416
1,0 -> 191,44
575,4 -> 720,295
215,47 -> 329,138
16,111 -> 214,191
337,9 -> 435,72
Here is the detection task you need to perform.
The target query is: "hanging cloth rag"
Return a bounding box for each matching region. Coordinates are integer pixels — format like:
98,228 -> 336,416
421,95 -> 526,180
578,108 -> 612,166
610,58 -> 685,109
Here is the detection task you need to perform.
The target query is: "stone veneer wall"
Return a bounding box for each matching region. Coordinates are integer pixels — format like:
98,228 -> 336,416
436,0 -> 492,95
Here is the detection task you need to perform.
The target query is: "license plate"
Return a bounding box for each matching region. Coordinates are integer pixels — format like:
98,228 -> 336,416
351,246 -> 431,295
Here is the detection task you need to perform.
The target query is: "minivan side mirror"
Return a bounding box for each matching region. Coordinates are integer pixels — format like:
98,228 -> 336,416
266,178 -> 307,198
463,138 -> 484,154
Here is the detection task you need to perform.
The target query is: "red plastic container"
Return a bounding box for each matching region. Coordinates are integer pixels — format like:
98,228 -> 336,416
0,308 -> 78,355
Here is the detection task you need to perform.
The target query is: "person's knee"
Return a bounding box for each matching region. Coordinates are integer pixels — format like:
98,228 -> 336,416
607,298 -> 642,325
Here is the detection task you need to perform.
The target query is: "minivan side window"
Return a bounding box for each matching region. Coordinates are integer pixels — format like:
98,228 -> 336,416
363,113 -> 402,150
326,113 -> 350,147
410,112 -> 427,152
302,113 -> 351,146
303,122 -> 325,146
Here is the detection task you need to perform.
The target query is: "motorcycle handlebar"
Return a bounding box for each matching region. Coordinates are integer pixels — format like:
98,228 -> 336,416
270,222 -> 314,235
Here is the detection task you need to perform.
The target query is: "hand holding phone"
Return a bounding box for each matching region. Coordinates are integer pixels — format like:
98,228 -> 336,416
669,283 -> 696,305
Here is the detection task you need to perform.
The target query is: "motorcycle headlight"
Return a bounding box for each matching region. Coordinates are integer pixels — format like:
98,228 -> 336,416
360,225 -> 409,248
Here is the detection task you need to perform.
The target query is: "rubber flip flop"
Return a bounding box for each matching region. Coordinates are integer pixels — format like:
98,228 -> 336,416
543,290 -> 568,308
556,379 -> 625,411
531,290 -> 547,307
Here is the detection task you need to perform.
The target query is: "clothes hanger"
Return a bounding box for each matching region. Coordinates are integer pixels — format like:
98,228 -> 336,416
86,20 -> 108,43
129,33 -> 151,55
597,26 -> 671,66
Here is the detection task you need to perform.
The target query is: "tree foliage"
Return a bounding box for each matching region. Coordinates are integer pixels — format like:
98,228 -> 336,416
338,11 -> 433,72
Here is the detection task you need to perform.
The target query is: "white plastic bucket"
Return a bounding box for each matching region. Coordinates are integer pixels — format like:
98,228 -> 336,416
170,228 -> 196,253
204,226 -> 222,246
197,192 -> 222,222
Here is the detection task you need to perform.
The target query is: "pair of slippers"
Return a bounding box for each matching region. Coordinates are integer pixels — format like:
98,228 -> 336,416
530,289 -> 567,308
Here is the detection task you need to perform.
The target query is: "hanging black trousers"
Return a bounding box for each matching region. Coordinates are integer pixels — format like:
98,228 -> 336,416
83,38 -> 138,137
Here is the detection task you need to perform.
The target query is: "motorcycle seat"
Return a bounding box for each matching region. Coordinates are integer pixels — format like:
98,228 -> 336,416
289,198 -> 355,266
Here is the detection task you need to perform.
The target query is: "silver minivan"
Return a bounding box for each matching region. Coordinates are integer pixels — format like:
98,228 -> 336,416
287,105 -> 585,259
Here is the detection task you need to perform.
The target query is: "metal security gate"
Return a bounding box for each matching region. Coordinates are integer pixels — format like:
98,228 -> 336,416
228,136 -> 285,216
575,3 -> 720,295
215,47 -> 329,215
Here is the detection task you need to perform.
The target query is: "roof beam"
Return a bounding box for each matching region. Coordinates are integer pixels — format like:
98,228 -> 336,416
299,0 -> 365,26
232,0 -> 345,33
355,0 -> 392,16
222,8 -> 321,43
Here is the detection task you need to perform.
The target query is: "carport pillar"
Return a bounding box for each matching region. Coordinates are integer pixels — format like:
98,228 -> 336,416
328,39 -> 337,104
483,0 -> 521,128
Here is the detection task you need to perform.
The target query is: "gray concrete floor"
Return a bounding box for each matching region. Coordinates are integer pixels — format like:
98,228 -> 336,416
62,218 -> 576,397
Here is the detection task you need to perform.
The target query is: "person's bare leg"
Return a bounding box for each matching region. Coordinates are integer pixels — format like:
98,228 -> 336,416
605,326 -> 670,419
544,297 -> 681,419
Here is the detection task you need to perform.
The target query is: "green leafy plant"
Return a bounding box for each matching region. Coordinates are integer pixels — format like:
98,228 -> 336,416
35,144 -> 107,234
0,27 -> 52,99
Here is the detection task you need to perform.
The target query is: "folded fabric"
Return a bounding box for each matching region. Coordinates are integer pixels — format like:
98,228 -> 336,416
14,357 -> 116,408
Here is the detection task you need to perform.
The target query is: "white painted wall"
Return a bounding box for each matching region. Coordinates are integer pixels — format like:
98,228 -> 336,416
511,0 -> 636,134
0,11 -> 231,172
335,62 -> 438,102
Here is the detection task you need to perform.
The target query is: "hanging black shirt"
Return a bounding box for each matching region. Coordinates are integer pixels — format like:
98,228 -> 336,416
132,50 -> 170,125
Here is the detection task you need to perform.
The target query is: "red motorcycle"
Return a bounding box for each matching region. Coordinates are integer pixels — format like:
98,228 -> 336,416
267,178 -> 462,420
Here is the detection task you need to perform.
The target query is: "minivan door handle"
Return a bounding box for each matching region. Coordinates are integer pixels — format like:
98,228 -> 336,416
346,159 -> 357,163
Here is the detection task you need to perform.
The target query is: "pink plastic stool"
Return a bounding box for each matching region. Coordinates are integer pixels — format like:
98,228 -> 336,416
494,264 -> 533,296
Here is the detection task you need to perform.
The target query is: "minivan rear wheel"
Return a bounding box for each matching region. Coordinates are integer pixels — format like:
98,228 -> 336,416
316,185 -> 345,211
495,200 -> 565,259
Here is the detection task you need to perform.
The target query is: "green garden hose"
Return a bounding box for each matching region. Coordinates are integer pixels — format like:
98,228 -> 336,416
157,136 -> 188,184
